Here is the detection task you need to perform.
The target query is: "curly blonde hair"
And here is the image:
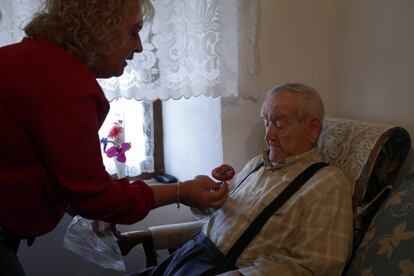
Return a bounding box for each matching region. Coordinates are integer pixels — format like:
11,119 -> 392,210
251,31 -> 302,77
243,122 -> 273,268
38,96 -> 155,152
24,0 -> 154,66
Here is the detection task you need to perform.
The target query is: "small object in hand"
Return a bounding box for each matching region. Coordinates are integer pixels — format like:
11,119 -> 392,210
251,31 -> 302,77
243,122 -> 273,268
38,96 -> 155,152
212,164 -> 235,182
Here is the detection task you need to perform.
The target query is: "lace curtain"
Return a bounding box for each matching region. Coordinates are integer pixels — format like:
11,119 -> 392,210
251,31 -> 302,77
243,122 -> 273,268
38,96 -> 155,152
0,0 -> 258,174
0,0 -> 41,46
1,0 -> 258,101
99,0 -> 259,101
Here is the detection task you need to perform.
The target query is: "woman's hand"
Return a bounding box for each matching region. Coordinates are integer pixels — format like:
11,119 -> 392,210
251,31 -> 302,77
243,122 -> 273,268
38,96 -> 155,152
151,176 -> 229,209
180,175 -> 229,209
91,220 -> 118,238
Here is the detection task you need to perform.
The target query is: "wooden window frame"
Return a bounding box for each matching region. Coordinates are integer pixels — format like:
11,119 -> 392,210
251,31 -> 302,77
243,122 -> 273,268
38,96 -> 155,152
129,100 -> 164,181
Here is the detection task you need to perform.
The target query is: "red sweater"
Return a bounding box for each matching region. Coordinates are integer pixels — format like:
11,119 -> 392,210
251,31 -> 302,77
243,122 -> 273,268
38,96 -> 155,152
0,37 -> 154,238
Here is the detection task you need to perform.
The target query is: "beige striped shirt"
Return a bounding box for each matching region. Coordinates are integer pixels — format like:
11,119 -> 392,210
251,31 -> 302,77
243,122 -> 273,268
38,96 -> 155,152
149,149 -> 353,275
203,148 -> 353,276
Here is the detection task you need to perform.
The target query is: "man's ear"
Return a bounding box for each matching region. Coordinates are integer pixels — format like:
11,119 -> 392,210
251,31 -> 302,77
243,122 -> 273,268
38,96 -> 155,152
308,117 -> 322,145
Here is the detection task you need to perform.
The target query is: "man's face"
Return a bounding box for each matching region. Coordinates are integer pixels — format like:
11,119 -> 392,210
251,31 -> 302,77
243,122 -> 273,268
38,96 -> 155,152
91,1 -> 143,78
262,92 -> 317,162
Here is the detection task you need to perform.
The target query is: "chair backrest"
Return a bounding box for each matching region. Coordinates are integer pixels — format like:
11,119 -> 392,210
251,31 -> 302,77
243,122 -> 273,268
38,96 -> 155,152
344,173 -> 414,275
318,117 -> 411,248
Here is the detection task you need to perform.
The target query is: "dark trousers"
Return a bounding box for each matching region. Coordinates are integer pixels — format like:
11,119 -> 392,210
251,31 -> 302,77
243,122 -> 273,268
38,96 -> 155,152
0,243 -> 25,276
0,227 -> 26,276
129,232 -> 236,276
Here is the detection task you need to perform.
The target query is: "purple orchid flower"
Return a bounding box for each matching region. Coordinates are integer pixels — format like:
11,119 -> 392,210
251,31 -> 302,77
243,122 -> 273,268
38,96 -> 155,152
105,143 -> 131,163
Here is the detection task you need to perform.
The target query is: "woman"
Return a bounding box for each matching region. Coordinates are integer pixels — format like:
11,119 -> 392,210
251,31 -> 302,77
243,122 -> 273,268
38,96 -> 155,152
0,0 -> 228,274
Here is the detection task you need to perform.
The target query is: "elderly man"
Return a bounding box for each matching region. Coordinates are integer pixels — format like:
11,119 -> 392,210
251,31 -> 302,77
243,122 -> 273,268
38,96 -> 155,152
123,83 -> 353,276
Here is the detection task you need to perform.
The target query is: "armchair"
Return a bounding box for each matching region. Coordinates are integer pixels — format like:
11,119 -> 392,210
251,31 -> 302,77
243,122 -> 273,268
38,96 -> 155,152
117,117 -> 411,269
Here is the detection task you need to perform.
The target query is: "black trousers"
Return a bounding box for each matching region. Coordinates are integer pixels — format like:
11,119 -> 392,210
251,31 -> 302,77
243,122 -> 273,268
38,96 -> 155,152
129,232 -> 237,276
0,226 -> 26,276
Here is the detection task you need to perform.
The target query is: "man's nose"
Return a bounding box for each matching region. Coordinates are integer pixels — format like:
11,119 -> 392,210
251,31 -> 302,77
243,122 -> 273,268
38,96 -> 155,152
264,124 -> 277,141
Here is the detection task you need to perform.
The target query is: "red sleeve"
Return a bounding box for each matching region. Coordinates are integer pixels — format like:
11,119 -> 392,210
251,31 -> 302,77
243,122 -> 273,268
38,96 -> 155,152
25,78 -> 155,224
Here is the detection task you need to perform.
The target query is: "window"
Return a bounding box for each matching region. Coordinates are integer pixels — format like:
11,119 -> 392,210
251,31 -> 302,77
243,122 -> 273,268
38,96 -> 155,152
99,99 -> 164,179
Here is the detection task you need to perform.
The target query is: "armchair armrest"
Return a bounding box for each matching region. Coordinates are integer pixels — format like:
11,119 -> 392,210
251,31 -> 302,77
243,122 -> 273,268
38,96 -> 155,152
117,220 -> 207,267
149,220 -> 206,250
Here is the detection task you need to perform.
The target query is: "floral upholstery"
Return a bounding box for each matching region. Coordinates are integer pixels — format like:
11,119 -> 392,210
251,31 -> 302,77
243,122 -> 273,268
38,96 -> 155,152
344,174 -> 414,276
318,117 -> 411,249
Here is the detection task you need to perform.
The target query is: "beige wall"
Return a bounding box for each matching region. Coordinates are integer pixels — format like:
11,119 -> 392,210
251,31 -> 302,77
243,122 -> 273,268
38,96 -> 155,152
222,0 -> 414,177
222,0 -> 338,170
326,0 -> 414,176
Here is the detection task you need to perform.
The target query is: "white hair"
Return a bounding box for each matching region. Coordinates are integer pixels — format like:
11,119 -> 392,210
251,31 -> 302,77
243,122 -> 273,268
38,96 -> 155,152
261,83 -> 325,122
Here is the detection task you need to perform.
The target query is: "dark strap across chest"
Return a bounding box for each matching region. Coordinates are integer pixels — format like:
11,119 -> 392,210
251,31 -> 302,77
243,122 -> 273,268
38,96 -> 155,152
226,162 -> 329,263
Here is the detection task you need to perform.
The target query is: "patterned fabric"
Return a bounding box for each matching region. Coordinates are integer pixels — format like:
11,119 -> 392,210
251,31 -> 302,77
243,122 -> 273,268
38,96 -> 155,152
98,0 -> 259,101
202,149 -> 353,276
344,174 -> 414,276
0,1 -> 258,101
318,117 -> 411,248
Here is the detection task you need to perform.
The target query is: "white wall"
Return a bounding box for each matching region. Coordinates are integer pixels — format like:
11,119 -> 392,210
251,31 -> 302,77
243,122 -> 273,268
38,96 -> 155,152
325,0 -> 414,176
326,0 -> 414,125
256,0 -> 336,98
223,0 -> 414,177
221,0 -> 339,170
163,95 -> 223,180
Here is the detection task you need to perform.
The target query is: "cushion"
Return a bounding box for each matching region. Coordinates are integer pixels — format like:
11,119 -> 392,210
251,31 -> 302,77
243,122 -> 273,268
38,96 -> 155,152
344,174 -> 414,275
318,117 -> 411,248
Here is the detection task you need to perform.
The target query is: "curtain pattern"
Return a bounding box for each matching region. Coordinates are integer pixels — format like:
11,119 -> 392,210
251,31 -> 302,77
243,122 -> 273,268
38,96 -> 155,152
0,0 -> 41,47
0,0 -> 258,175
1,0 -> 258,100
99,0 -> 258,101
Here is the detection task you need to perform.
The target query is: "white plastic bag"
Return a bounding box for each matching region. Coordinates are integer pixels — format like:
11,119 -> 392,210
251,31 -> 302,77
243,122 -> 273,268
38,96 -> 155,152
63,215 -> 126,271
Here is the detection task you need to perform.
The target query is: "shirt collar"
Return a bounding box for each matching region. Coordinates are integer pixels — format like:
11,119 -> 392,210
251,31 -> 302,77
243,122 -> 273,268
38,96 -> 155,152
264,148 -> 320,171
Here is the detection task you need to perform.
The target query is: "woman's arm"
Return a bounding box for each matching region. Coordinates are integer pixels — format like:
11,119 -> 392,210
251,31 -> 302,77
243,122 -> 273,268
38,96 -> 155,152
151,176 -> 229,209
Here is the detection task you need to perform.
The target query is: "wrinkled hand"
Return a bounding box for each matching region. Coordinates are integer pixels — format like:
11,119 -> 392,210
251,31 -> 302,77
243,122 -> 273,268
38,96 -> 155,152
180,175 -> 229,209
